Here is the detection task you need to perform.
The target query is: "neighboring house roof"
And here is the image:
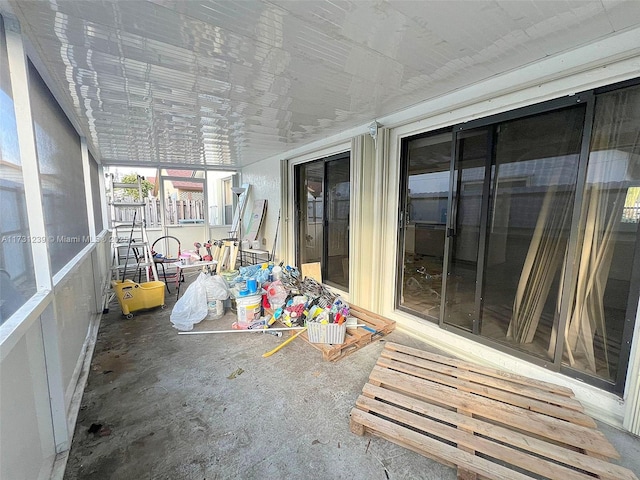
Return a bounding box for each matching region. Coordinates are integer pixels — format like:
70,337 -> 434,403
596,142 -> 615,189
172,181 -> 203,191
165,169 -> 203,191
166,169 -> 194,178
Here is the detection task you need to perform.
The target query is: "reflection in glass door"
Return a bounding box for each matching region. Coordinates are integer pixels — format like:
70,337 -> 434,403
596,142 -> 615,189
296,153 -> 350,290
442,106 -> 586,357
325,157 -> 350,289
443,128 -> 491,332
297,162 -> 323,267
564,85 -> 640,387
481,108 -> 584,360
398,132 -> 451,318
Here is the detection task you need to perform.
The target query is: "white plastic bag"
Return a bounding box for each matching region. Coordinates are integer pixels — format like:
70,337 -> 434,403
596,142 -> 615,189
204,274 -> 230,301
266,280 -> 288,309
170,272 -> 208,331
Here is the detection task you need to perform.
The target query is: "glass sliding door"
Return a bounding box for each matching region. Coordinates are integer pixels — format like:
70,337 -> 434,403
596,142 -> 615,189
296,153 -> 350,290
481,107 -> 585,360
297,162 -> 324,266
444,128 -> 491,331
442,106 -> 585,347
564,84 -> 640,387
398,83 -> 639,393
325,157 -> 350,289
398,132 -> 451,318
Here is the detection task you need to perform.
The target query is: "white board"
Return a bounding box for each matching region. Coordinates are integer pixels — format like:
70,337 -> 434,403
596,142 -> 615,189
243,199 -> 267,242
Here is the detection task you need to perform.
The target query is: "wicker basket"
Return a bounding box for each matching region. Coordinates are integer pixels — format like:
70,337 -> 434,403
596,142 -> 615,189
306,322 -> 347,344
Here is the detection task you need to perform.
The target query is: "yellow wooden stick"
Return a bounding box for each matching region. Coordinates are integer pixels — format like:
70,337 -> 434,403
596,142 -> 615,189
262,327 -> 307,358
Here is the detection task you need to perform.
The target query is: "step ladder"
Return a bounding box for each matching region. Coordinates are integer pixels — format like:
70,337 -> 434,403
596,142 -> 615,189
103,174 -> 159,312
212,238 -> 239,273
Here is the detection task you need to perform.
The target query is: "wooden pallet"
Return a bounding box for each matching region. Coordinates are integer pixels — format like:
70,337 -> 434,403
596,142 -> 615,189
350,342 -> 638,480
300,304 -> 396,362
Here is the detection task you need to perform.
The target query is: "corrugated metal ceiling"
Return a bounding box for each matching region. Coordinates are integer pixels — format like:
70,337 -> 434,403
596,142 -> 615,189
8,0 -> 640,167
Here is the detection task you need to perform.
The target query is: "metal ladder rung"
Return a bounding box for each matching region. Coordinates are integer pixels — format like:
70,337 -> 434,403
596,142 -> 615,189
112,262 -> 153,270
113,242 -> 148,248
112,221 -> 145,227
111,201 -> 145,207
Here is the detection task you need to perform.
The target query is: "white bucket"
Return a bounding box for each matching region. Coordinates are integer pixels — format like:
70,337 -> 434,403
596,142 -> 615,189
236,293 -> 262,325
205,283 -> 225,319
207,300 -> 224,320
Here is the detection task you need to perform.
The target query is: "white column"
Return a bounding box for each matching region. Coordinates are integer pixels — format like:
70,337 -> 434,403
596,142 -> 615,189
349,133 -> 379,311
280,158 -> 292,263
159,171 -> 167,236
4,15 -> 70,452
98,162 -> 108,233
81,138 -> 96,241
623,304 -> 640,435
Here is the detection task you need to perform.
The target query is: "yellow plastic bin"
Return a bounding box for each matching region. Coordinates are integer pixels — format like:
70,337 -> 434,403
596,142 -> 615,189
112,280 -> 166,318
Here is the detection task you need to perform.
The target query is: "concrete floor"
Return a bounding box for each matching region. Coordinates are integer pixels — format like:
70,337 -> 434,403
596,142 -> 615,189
63,280 -> 640,480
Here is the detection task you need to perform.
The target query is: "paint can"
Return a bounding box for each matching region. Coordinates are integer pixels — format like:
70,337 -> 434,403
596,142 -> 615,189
205,281 -> 225,320
235,293 -> 262,326
207,300 -> 224,320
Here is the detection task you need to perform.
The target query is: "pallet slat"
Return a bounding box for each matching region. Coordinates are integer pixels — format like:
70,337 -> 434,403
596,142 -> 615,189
385,342 -> 575,396
350,343 -> 637,480
351,409 -> 537,480
356,396 -> 605,480
377,355 -> 594,426
380,349 -> 584,412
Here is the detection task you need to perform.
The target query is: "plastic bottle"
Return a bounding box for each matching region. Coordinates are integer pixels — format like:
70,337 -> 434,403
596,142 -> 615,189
272,265 -> 282,281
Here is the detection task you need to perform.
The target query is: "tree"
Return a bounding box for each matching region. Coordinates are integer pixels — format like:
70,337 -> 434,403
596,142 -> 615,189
121,173 -> 154,200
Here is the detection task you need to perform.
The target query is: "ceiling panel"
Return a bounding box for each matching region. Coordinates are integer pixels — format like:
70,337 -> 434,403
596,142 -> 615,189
7,0 -> 640,167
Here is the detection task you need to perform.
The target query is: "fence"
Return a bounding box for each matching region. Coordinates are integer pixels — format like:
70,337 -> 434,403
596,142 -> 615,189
112,198 -> 205,227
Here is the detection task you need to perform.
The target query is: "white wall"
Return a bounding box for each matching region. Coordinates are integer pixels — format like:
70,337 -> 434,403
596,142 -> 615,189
0,239 -> 109,480
147,225 -> 236,250
54,248 -> 102,409
0,323 -> 56,480
240,157 -> 282,261
147,225 -> 209,256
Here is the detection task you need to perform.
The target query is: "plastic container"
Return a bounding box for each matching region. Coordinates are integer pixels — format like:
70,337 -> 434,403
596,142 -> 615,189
272,265 -> 282,281
235,293 -> 262,325
111,280 -> 165,317
306,322 -> 347,344
204,279 -> 225,319
246,278 -> 258,294
221,270 -> 239,287
207,300 -> 225,319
